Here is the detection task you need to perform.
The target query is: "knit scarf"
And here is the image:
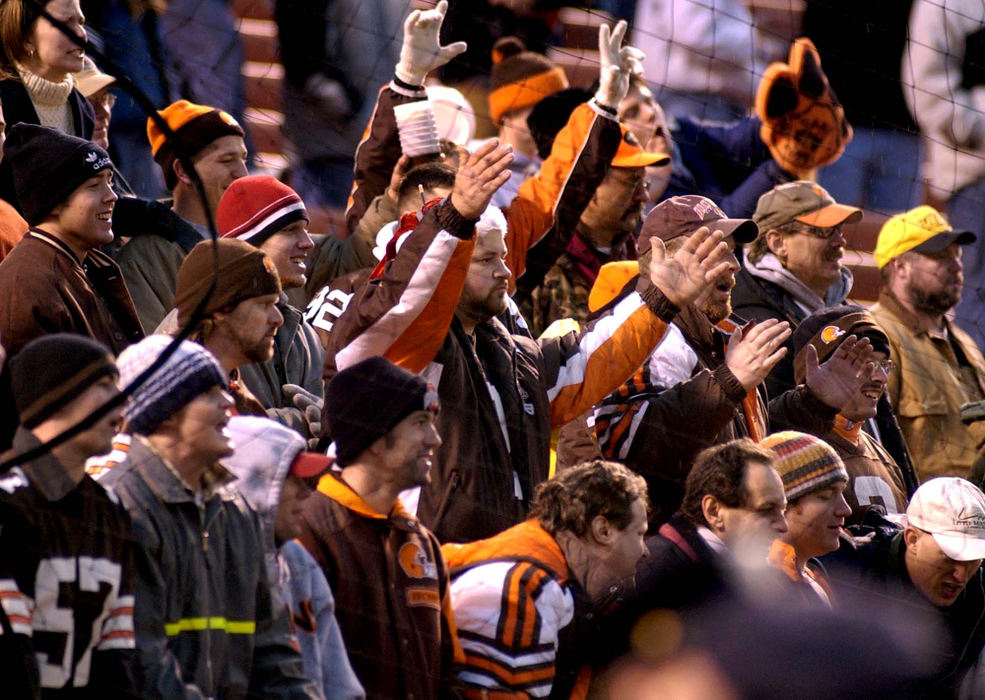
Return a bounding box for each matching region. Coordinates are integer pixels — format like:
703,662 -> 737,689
832,414 -> 862,445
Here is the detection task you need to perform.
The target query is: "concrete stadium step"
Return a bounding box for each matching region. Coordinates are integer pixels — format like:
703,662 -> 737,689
243,62 -> 283,112
231,0 -> 274,22
241,18 -> 279,64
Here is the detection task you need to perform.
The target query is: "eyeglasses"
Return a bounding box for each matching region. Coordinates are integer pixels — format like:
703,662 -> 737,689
872,358 -> 895,374
93,92 -> 116,110
790,223 -> 844,240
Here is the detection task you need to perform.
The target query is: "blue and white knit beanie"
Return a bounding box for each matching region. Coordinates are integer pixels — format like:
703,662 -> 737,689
116,335 -> 226,435
760,431 -> 848,502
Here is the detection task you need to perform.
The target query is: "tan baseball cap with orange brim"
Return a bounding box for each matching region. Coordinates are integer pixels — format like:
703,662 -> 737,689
753,180 -> 862,231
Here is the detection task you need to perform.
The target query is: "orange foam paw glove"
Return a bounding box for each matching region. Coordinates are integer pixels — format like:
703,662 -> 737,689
755,37 -> 852,176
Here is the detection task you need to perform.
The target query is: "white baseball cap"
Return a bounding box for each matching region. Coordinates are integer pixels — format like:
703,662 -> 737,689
906,477 -> 985,561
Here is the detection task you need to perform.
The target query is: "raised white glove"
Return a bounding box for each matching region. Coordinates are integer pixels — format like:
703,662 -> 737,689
594,19 -> 646,110
394,0 -> 467,87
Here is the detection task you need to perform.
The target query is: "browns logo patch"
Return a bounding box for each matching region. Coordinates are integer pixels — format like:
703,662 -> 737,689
820,325 -> 845,344
398,542 -> 437,580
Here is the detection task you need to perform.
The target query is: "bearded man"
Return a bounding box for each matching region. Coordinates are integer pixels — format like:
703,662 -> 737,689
170,238 -> 284,415
869,206 -> 985,481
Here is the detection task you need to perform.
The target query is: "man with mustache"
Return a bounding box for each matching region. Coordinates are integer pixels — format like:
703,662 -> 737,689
790,306 -> 912,522
732,181 -> 862,398
869,206 -> 985,482
169,238 -> 285,416
594,195 -> 873,524
521,128 -> 669,338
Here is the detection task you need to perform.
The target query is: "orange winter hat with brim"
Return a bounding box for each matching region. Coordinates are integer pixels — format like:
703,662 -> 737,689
488,36 -> 569,124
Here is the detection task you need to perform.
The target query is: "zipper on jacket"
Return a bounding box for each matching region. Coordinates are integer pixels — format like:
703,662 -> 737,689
198,502 -> 214,696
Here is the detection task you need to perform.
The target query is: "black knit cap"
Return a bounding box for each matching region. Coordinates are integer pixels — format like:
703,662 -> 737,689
527,87 -> 593,160
10,334 -> 117,429
325,356 -> 439,466
792,304 -> 891,383
4,123 -> 113,225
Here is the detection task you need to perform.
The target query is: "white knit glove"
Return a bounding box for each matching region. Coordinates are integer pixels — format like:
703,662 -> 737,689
594,20 -> 645,110
394,0 -> 467,87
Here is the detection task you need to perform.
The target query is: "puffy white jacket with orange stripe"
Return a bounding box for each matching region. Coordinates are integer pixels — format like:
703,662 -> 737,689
443,519 -> 594,700
590,262 -> 839,523
0,427 -> 140,694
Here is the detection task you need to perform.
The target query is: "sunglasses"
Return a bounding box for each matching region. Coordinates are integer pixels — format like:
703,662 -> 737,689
791,223 -> 844,240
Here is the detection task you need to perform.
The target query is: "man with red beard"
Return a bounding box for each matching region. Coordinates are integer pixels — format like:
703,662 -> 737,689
790,306 -> 913,522
593,195 -> 874,524
869,206 -> 985,483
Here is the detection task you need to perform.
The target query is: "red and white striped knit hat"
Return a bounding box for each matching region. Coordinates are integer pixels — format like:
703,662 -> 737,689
217,174 -> 308,246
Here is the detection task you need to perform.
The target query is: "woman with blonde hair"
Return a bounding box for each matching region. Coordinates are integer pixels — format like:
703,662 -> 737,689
0,0 -> 94,207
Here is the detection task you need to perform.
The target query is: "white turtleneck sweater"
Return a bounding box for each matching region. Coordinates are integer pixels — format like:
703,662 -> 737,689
17,66 -> 74,135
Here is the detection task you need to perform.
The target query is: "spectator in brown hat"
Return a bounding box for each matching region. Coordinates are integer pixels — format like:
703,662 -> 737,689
593,195 -> 873,525
480,34 -> 569,207
732,180 -> 863,398
168,237 -> 284,416
790,305 -> 913,522
114,99 -> 248,331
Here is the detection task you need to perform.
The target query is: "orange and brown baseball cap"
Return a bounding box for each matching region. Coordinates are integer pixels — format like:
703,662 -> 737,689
753,181 -> 861,231
611,127 -> 670,168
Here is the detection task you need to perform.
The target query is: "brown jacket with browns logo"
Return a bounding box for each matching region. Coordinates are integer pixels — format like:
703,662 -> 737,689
297,472 -> 464,699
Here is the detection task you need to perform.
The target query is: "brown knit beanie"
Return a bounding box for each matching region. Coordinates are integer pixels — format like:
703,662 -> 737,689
488,37 -> 568,124
174,239 -> 281,328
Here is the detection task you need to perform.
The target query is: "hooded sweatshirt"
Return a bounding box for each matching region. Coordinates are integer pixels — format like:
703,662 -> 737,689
223,415 -> 364,699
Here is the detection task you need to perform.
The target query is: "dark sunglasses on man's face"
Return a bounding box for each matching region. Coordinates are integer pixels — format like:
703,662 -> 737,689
794,223 -> 843,240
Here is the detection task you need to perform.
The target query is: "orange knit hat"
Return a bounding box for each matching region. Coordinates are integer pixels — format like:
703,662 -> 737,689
147,99 -> 244,189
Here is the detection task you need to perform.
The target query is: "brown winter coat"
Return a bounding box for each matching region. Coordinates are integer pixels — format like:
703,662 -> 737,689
0,229 -> 143,355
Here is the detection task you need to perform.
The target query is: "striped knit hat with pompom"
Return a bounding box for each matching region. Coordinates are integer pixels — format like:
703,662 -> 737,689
760,431 -> 848,502
217,175 -> 308,246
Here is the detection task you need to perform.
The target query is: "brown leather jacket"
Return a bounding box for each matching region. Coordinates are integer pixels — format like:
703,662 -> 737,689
0,229 -> 143,355
297,472 -> 463,699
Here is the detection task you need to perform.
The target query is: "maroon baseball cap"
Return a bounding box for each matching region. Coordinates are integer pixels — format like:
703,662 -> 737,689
639,195 -> 759,254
